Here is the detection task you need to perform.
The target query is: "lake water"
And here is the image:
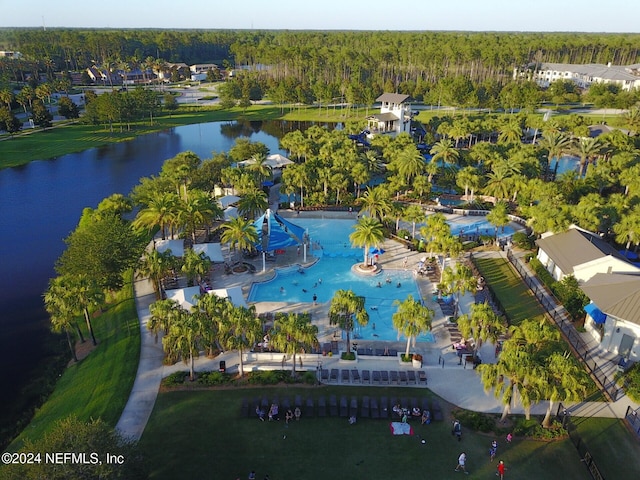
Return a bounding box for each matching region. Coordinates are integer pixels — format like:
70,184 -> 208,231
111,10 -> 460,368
0,120 -> 298,428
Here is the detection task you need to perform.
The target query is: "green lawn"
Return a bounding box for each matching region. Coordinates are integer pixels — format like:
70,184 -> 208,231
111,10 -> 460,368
139,386 -> 606,480
7,275 -> 140,451
473,255 -> 546,325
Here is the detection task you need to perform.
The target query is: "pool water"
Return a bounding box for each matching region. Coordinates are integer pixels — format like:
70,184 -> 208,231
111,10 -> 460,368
248,217 -> 435,342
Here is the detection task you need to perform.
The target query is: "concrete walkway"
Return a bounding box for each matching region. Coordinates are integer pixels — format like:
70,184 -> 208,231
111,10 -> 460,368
115,216 -> 639,442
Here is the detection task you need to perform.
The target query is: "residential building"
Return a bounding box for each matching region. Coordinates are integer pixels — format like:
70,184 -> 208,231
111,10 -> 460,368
366,93 -> 412,135
514,62 -> 640,91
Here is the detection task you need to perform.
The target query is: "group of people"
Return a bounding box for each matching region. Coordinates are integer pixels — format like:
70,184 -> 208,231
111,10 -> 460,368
454,432 -> 512,477
284,407 -> 302,424
256,403 -> 303,424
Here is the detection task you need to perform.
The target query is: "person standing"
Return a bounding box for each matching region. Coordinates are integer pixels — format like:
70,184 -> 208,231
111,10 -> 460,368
490,439 -> 498,461
312,293 -> 317,305
497,460 -> 506,479
455,452 -> 468,474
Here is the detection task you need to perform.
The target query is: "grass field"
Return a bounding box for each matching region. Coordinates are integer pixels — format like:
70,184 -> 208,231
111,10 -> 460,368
7,275 -> 140,451
138,385 -> 638,480
473,255 -> 546,325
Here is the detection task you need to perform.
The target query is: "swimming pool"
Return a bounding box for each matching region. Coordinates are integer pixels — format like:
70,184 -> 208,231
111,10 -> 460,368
247,217 -> 435,342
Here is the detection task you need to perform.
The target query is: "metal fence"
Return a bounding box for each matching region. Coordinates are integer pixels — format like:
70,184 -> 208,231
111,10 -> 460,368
557,403 -> 605,480
624,405 -> 640,438
504,249 -> 622,402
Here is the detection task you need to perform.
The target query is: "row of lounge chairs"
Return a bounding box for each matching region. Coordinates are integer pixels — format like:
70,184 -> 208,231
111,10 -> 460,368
241,395 -> 444,421
321,368 -> 427,385
355,348 -> 398,357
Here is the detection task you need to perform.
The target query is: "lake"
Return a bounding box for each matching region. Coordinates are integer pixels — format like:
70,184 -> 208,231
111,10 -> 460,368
0,119 -> 314,432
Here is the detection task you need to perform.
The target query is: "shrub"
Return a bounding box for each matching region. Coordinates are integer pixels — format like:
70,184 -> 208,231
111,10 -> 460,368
452,409 -> 499,433
162,371 -> 188,387
301,371 -> 317,385
197,371 -> 231,386
511,231 -> 535,249
397,229 -> 411,240
620,362 -> 640,403
247,370 -> 286,385
514,417 -> 567,440
400,353 -> 412,362
341,352 -> 356,361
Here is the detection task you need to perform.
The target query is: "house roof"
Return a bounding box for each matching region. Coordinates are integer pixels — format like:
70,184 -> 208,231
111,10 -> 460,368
376,93 -> 410,104
368,112 -> 399,122
536,228 -> 627,274
580,273 -> 640,326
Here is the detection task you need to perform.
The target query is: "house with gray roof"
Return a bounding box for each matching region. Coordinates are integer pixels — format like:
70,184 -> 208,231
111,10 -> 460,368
514,62 -> 640,91
367,93 -> 412,135
535,226 -> 640,283
580,273 -> 640,363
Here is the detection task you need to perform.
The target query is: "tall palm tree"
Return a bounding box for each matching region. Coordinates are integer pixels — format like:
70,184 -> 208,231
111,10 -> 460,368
478,319 -> 560,420
221,305 -> 262,377
178,190 -> 220,244
220,216 -> 259,262
613,206 -> 640,255
538,352 -> 589,428
196,293 -> 231,357
438,263 -> 477,317
430,138 -> 459,167
403,204 -> 425,238
44,278 -> 83,361
181,248 -> 211,286
137,248 -> 176,300
537,131 -> 571,174
65,274 -> 104,346
133,191 -> 179,240
456,303 -> 506,358
357,186 -> 392,222
329,289 -> 369,354
497,119 -> 523,144
281,163 -> 308,208
349,216 -> 385,268
397,146 -> 426,186
162,308 -> 202,381
573,137 -> 604,177
392,295 -> 434,358
456,166 -> 482,202
238,188 -> 269,220
486,201 -> 510,237
270,312 -> 319,377
246,153 -> 272,187
148,298 -> 183,344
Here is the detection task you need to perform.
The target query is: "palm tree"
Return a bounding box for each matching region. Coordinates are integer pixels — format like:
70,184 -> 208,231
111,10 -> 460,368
357,186 -> 392,221
349,216 -> 385,268
538,131 -> 571,174
438,263 -> 477,317
137,248 -> 176,300
392,295 -> 434,358
613,206 -> 640,255
456,303 -> 506,358
497,119 -> 523,144
222,305 -> 262,377
65,274 -> 104,346
238,188 -> 269,220
133,191 -> 179,240
403,204 -> 425,238
397,146 -> 426,186
456,166 -> 482,202
220,216 -> 258,262
281,163 -> 308,208
178,190 -> 220,244
270,312 -> 319,377
162,308 -> 202,381
430,138 -> 459,167
573,137 -> 604,177
44,278 -> 83,361
538,352 -> 589,428
329,289 -> 369,354
148,298 -> 183,344
196,293 -> 231,357
246,153 -> 272,186
478,319 -> 560,420
486,201 -> 510,238
181,248 -> 211,286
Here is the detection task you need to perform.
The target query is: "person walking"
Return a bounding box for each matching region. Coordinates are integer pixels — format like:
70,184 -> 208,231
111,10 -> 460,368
490,439 -> 498,461
454,452 -> 468,474
496,460 -> 506,479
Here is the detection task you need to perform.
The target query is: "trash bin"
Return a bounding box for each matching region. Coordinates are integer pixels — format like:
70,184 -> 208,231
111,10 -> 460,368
219,360 -> 226,373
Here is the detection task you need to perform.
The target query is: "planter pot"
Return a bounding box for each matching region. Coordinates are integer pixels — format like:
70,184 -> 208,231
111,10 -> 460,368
412,358 -> 423,368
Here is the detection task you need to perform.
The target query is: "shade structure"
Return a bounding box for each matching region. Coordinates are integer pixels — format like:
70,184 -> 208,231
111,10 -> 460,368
209,286 -> 248,308
217,195 -> 240,209
584,302 -> 607,324
192,243 -> 224,263
155,239 -> 184,257
370,247 -> 386,255
253,209 -> 305,252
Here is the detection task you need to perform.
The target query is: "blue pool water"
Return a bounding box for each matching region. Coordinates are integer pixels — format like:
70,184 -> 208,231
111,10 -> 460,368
248,217 -> 435,342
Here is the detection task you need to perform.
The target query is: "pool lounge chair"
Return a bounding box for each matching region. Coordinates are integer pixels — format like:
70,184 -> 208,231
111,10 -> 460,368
399,371 -> 408,384
321,368 -> 329,382
329,395 -> 338,416
370,397 -> 379,419
241,398 -> 249,418
381,371 -> 389,384
431,399 -> 443,421
362,369 -> 371,384
330,368 -> 338,383
305,396 -> 315,417
351,369 -> 361,383
372,370 -> 381,384
340,395 -> 348,417
407,370 -> 416,384
317,396 -> 327,417
390,370 -> 399,384
380,396 -> 389,418
294,395 -> 302,409
341,369 -> 350,383
349,396 -> 358,417
418,370 -> 427,384
361,396 -> 370,418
